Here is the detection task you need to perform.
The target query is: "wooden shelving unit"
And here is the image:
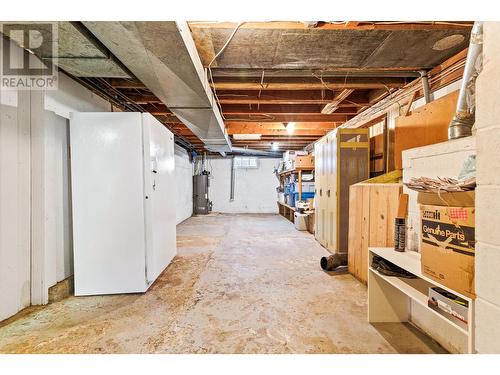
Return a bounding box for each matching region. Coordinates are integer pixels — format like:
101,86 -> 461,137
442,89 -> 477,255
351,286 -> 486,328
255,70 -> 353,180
277,201 -> 295,222
368,247 -> 475,353
277,166 -> 314,222
278,167 -> 314,202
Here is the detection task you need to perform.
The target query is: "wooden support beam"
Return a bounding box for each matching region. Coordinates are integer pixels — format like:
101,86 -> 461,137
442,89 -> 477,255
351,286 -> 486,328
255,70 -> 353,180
109,79 -> 147,89
188,21 -> 472,31
211,77 -> 407,91
321,89 -> 355,114
223,114 -> 353,122
221,104 -> 357,115
226,121 -> 338,131
217,90 -> 370,105
140,104 -> 173,115
231,129 -> 329,136
124,94 -> 163,104
368,88 -> 391,104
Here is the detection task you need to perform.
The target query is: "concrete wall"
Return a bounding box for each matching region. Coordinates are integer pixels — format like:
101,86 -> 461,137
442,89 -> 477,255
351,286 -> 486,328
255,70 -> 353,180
0,38 -> 111,320
207,157 -> 280,214
474,22 -> 500,353
174,144 -> 193,224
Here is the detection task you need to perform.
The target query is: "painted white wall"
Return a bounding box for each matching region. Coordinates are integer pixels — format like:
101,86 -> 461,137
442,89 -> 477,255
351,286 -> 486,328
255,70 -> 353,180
0,38 -> 112,320
174,144 -> 193,224
207,157 -> 280,213
474,22 -> 500,353
0,96 -> 32,321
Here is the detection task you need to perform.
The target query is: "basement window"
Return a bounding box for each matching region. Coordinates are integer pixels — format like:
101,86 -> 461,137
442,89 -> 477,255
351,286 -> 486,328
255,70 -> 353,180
234,157 -> 259,169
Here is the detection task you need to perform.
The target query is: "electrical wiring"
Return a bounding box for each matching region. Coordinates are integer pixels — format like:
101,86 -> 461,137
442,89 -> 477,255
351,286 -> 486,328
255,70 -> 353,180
207,22 -> 245,120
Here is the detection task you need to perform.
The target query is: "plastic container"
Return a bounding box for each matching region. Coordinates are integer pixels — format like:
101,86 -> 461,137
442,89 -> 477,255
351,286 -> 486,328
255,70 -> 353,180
294,212 -> 308,231
293,192 -> 315,204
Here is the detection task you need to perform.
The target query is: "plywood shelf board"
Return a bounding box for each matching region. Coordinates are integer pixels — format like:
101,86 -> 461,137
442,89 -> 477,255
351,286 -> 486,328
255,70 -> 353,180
348,183 -> 401,284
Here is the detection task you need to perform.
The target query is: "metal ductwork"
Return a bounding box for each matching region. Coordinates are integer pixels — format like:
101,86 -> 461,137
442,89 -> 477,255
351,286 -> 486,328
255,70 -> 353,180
83,22 -> 231,152
449,21 -> 483,140
230,147 -> 282,158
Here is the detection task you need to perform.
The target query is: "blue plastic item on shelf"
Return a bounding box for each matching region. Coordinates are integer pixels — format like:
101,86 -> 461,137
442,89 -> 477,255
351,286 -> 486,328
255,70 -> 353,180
293,192 -> 315,205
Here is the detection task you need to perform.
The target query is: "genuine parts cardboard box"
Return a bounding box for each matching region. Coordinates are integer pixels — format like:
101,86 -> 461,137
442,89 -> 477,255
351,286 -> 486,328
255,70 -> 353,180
418,191 -> 475,299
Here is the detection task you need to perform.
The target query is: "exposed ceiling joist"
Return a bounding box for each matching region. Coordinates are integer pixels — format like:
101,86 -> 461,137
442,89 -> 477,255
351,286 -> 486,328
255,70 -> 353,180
210,77 -> 407,91
216,90 -> 370,105
188,21 -> 473,31
223,114 -> 352,122
222,104 -> 357,115
321,89 -> 355,114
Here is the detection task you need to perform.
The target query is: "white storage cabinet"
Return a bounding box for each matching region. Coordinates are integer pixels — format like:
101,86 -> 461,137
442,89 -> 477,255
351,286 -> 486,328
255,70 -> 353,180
70,112 -> 176,296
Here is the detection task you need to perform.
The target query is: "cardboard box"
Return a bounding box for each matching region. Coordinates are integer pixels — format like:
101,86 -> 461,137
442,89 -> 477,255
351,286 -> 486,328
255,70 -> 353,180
418,191 -> 475,298
295,155 -> 314,169
283,150 -> 307,162
428,287 -> 469,330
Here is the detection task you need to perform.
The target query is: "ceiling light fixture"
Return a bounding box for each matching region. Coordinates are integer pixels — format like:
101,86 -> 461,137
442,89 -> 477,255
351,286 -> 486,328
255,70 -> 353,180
286,122 -> 296,134
271,142 -> 279,151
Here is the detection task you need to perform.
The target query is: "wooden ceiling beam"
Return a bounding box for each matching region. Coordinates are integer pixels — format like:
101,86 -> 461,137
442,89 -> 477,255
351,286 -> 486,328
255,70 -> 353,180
140,104 -> 173,115
188,21 -> 472,31
223,114 -> 352,122
211,77 -> 407,90
221,104 -> 357,115
109,78 -> 147,89
216,90 -> 370,105
230,129 -> 329,136
226,122 -> 337,130
124,94 -> 163,104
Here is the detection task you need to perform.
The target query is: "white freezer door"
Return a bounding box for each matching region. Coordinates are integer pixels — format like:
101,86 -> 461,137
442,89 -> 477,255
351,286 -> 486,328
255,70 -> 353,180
70,112 -> 148,295
142,113 -> 177,284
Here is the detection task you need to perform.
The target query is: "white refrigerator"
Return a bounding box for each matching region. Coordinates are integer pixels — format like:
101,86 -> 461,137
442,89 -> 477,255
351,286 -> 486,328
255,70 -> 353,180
70,112 -> 176,296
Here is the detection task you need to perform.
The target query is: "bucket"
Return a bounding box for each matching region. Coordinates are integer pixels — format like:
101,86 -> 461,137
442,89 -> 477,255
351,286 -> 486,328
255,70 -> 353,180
294,212 -> 308,231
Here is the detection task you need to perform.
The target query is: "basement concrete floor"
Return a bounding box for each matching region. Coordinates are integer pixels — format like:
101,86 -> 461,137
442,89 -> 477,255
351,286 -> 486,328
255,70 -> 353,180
0,214 -> 446,354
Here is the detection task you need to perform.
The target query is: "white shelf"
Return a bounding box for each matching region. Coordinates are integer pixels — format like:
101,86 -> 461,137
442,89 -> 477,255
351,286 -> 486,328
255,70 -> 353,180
369,247 -> 472,302
368,247 -> 475,353
368,268 -> 468,335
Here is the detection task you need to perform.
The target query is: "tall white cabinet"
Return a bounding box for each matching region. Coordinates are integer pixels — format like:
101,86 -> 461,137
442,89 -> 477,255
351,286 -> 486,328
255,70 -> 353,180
70,112 -> 176,296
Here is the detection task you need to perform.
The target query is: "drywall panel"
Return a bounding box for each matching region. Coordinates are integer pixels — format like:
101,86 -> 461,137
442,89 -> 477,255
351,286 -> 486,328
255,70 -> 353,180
174,145 -> 193,224
207,157 -> 280,213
